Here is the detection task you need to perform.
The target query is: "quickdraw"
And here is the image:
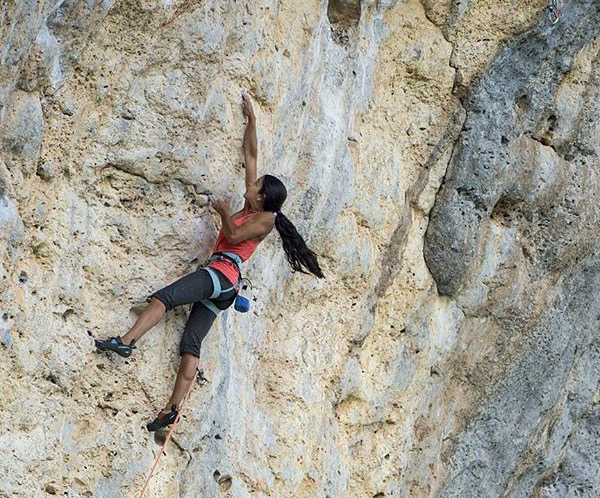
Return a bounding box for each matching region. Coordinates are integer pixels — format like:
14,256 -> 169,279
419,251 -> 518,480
548,0 -> 561,24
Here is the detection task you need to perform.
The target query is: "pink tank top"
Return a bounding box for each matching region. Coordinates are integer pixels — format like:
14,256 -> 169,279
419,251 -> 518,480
207,212 -> 261,285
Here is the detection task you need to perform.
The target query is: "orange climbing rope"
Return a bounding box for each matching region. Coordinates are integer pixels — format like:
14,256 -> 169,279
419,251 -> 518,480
138,367 -> 198,498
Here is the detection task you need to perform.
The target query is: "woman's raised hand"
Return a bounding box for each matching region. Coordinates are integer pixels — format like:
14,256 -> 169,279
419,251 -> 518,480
241,90 -> 255,120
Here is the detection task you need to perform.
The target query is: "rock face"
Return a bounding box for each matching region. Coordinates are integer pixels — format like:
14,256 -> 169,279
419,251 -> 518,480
1,1 -> 599,497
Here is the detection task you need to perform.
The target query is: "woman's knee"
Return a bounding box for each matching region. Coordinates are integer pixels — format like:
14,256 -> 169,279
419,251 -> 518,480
149,296 -> 167,314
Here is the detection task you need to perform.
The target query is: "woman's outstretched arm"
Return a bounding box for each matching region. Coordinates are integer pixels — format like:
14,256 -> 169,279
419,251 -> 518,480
241,91 -> 257,189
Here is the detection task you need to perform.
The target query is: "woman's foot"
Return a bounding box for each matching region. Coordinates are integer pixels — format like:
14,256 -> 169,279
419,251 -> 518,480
94,336 -> 136,358
146,405 -> 178,432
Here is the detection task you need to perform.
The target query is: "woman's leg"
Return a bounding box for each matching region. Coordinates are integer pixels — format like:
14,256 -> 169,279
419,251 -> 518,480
157,301 -> 218,412
153,270 -> 235,415
121,268 -> 216,345
162,353 -> 199,411
121,297 -> 166,345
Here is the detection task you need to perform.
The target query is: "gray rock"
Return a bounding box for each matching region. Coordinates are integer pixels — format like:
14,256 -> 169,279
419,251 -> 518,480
62,96 -> 74,116
440,252 -> 600,498
424,1 -> 600,496
538,403 -> 600,498
0,90 -> 45,173
36,160 -> 56,180
1,315 -> 12,348
2,0 -> 600,496
424,0 -> 600,296
0,195 -> 22,230
0,0 -> 58,112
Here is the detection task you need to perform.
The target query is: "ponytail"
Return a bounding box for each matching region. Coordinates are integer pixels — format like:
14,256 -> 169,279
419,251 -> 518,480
260,174 -> 324,278
274,212 -> 324,278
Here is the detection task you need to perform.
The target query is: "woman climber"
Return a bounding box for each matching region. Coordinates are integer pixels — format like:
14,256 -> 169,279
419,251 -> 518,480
95,91 -> 324,431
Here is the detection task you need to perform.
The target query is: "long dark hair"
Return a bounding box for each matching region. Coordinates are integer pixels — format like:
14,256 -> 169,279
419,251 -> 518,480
260,174 -> 324,278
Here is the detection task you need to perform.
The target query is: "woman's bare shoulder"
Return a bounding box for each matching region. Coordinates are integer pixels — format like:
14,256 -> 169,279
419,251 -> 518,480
254,212 -> 276,241
231,208 -> 250,221
258,211 -> 276,224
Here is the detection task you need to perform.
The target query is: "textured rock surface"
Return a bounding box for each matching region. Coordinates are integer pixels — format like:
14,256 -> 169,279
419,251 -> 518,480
1,0 -> 600,497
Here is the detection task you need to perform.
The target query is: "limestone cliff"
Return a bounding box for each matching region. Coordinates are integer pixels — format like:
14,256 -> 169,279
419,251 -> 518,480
1,0 -> 599,497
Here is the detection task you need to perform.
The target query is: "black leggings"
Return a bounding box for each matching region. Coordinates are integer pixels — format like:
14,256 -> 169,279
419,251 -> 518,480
148,266 -> 236,358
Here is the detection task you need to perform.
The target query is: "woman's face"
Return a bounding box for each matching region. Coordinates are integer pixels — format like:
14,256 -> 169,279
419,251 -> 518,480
244,176 -> 265,207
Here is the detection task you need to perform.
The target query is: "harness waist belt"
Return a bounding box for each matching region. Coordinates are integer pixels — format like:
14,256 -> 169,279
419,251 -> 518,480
208,251 -> 242,271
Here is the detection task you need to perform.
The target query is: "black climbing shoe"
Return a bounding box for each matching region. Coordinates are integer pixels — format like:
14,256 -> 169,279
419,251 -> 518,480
94,336 -> 136,358
146,405 -> 178,432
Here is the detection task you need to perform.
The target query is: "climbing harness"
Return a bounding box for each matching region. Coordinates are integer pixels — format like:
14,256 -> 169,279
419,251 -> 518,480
206,251 -> 243,271
138,364 -> 201,498
202,252 -> 253,315
201,252 -> 242,315
548,0 -> 561,24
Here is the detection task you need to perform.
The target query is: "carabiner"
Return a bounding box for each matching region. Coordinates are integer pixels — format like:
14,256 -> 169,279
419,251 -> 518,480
548,0 -> 560,24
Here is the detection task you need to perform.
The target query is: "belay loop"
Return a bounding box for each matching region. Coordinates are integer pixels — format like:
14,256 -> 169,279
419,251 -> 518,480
548,0 -> 560,24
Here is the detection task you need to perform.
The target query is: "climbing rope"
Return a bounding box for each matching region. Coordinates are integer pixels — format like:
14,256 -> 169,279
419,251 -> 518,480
548,0 -> 561,24
138,366 -> 205,497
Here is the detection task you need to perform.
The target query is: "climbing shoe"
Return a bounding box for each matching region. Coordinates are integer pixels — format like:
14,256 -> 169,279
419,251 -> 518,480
146,405 -> 178,432
94,336 -> 136,358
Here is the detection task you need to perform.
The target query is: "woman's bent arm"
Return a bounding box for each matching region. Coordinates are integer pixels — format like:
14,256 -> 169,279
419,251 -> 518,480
219,211 -> 274,244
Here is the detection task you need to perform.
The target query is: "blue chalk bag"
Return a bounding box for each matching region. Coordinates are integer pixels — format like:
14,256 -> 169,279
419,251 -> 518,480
234,278 -> 253,312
